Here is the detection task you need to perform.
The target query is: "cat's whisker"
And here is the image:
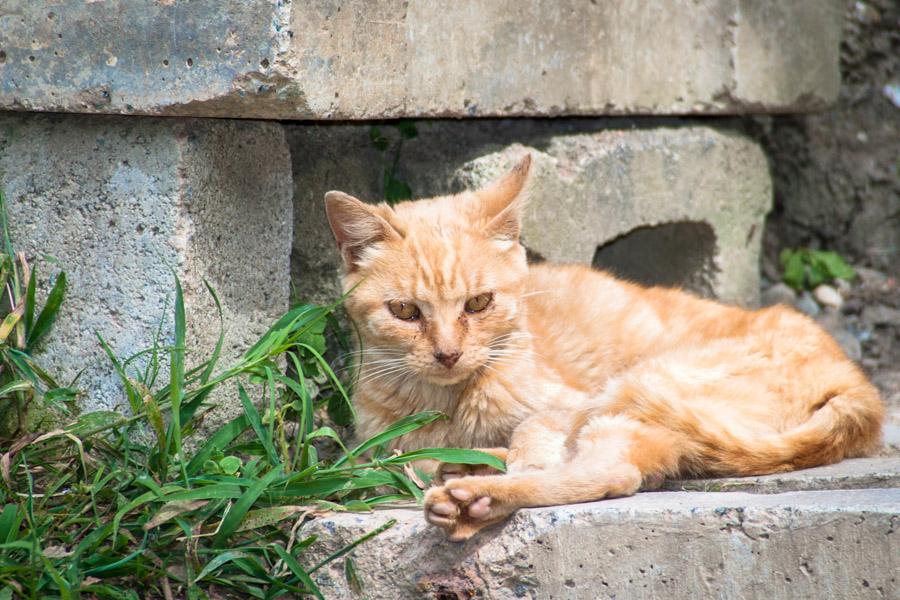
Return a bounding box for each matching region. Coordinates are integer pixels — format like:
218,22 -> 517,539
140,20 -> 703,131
356,364 -> 417,385
519,289 -> 555,298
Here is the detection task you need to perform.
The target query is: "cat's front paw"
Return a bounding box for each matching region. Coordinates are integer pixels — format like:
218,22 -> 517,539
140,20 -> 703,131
423,477 -> 509,542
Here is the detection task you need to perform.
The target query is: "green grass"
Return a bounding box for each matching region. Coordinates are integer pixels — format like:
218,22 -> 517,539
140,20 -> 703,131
0,190 -> 77,438
0,189 -> 504,598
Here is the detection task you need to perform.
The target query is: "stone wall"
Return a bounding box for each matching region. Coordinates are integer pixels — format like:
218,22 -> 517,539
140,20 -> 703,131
760,0 -> 899,274
0,114 -> 292,422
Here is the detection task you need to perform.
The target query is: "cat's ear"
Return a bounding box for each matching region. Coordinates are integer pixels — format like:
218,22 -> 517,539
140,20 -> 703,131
477,154 -> 531,242
324,191 -> 402,271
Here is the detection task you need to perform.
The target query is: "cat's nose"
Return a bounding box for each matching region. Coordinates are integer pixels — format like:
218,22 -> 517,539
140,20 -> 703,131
433,350 -> 462,368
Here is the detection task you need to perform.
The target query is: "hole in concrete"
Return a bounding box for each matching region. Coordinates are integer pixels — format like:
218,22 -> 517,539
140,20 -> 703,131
260,57 -> 270,69
186,57 -> 194,67
162,59 -> 169,67
592,221 -> 718,297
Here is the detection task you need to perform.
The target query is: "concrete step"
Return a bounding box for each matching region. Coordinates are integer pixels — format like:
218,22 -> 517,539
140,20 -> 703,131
1,1 -> 842,119
301,457 -> 900,599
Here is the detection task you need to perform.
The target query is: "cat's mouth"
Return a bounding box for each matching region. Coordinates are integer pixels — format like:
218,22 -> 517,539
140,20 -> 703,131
419,360 -> 482,386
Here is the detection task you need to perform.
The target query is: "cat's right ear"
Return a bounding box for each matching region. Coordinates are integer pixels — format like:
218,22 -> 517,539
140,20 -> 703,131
324,192 -> 402,271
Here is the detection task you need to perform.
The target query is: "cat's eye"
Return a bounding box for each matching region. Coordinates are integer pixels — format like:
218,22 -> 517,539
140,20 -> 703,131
464,293 -> 493,314
387,300 -> 420,321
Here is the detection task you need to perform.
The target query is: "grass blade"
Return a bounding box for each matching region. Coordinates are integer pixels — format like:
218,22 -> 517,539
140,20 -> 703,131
385,448 -> 506,472
187,414 -> 250,475
309,519 -> 396,573
212,466 -> 282,549
26,271 -> 66,349
332,411 -> 445,468
271,544 -> 323,600
23,264 -> 36,336
238,385 -> 279,466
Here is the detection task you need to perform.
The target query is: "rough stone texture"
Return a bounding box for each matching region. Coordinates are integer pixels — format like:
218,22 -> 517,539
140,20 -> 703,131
0,112 -> 292,420
0,1 -> 842,119
303,486 -> 900,599
759,0 -> 900,274
288,120 -> 771,306
664,457 -> 900,493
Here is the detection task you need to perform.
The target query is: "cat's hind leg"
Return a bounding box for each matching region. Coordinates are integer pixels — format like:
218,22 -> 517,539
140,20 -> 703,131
425,411 -> 683,541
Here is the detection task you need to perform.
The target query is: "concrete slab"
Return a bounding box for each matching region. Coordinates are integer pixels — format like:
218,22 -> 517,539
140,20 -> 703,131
664,457 -> 900,494
303,486 -> 900,599
288,120 -> 770,306
0,1 -> 842,119
0,113 -> 292,423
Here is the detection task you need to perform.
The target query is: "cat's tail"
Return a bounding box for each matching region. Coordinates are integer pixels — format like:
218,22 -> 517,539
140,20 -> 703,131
621,379 -> 884,477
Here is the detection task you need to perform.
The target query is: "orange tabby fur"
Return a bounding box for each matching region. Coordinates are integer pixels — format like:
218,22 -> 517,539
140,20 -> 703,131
324,154 -> 884,541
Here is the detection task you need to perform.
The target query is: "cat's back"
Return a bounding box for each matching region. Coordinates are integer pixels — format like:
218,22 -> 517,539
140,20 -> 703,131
520,263 -> 665,384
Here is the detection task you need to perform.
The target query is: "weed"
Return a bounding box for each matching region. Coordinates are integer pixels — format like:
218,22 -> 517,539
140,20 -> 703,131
369,121 -> 419,204
779,248 -> 855,291
0,190 -> 77,437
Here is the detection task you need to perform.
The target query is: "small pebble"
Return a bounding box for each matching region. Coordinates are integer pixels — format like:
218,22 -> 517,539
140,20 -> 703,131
760,283 -> 796,307
834,278 -> 852,294
813,284 -> 843,309
794,292 -> 820,317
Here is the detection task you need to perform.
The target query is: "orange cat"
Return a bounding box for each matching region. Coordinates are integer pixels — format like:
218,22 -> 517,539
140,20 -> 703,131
324,154 -> 884,541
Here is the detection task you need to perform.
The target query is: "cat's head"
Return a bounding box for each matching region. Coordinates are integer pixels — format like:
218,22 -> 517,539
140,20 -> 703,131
324,155 -> 531,386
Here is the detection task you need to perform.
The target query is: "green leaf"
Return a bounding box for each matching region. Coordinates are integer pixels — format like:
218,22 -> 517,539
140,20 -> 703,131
807,261 -> 828,289
394,120 -> 418,139
369,127 -> 389,152
193,551 -> 251,584
199,280 -> 225,384
212,466 -> 283,548
385,447 -> 506,472
0,379 -> 32,398
26,271 -> 66,349
327,392 -> 354,427
344,557 -> 364,595
23,266 -> 36,335
384,175 -> 412,203
238,385 -> 280,466
309,518 -> 396,573
0,504 -> 22,544
333,411 -> 445,468
187,414 -> 250,475
233,505 -> 306,533
815,250 -> 856,281
168,273 -> 186,467
219,456 -> 242,476
781,251 -> 805,291
66,410 -> 123,435
272,544 -> 324,600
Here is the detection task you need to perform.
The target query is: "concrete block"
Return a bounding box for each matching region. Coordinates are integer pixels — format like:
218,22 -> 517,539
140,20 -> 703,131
302,484 -> 900,599
288,120 -> 771,306
0,113 -> 292,421
664,457 -> 900,494
0,1 -> 842,119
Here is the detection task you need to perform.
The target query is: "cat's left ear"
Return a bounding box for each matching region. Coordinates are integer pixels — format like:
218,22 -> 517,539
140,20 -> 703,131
477,153 -> 531,242
324,191 -> 402,271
